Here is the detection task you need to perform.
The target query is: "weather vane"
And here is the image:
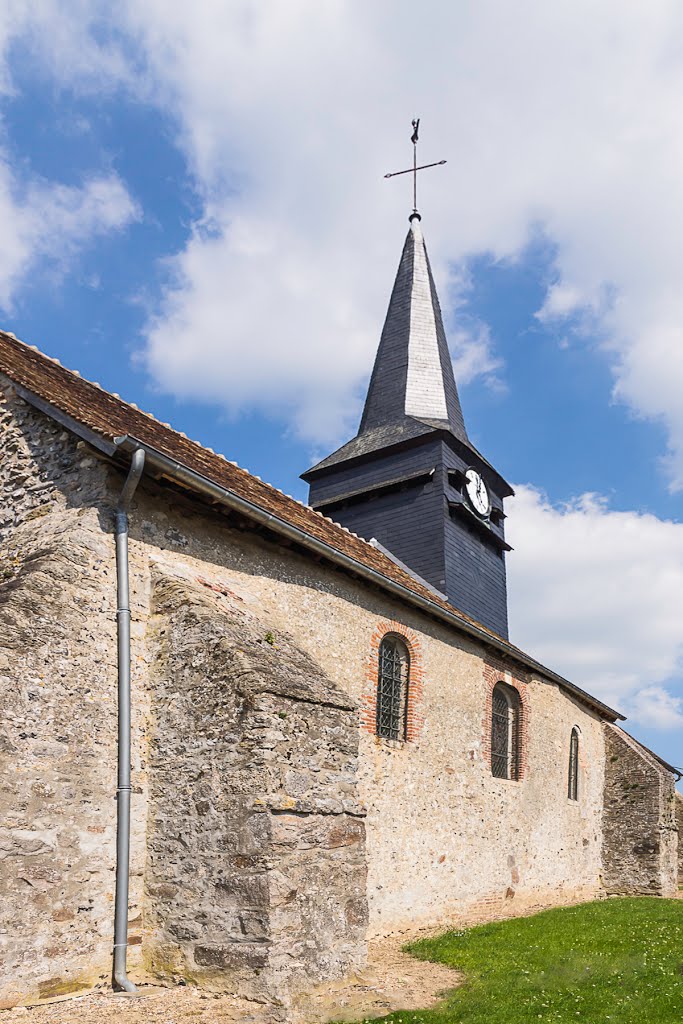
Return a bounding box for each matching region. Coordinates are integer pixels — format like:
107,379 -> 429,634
384,118 -> 446,219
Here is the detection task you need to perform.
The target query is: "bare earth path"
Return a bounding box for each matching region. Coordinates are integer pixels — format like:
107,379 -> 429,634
0,936 -> 460,1024
3,896 -> 631,1024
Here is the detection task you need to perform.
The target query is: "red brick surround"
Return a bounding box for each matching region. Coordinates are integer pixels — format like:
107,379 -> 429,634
360,620 -> 425,742
481,656 -> 531,780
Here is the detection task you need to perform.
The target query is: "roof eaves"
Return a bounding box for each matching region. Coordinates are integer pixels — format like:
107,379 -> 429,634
302,419 -> 438,480
9,369 -> 624,726
112,433 -> 624,723
14,384 -> 119,456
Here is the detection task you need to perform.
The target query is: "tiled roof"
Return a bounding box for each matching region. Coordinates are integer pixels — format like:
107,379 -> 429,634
0,328 -> 623,722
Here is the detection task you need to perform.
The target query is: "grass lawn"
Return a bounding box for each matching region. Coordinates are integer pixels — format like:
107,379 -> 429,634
354,897 -> 683,1024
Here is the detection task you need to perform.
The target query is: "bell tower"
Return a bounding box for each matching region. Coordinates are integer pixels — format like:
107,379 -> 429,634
302,211 -> 513,638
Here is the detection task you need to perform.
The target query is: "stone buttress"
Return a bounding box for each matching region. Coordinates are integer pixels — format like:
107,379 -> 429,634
144,569 -> 368,1004
602,725 -> 678,897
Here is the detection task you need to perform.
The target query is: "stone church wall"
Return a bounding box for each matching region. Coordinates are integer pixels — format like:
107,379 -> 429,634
602,725 -> 678,896
126,464 -> 609,935
144,569 -> 367,1003
0,383 -> 367,1008
1,383 -> 680,1008
677,792 -> 683,886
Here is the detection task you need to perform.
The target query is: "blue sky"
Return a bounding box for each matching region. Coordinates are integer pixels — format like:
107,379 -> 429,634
0,4 -> 681,776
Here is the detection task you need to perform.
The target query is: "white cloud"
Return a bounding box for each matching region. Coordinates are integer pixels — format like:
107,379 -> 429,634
82,0 -> 683,477
0,4 -> 139,309
141,210 -> 375,443
450,320 -> 505,393
0,164 -> 139,309
8,3 -> 683,468
0,1 -> 132,93
627,687 -> 683,731
507,485 -> 683,730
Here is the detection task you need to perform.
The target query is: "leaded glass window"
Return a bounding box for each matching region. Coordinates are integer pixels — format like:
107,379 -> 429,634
568,727 -> 579,801
491,682 -> 520,780
376,635 -> 409,741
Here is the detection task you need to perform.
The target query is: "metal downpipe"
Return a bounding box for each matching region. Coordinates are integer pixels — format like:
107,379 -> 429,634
112,448 -> 145,993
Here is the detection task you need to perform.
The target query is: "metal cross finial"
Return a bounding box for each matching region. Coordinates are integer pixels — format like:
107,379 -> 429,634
384,117 -> 446,219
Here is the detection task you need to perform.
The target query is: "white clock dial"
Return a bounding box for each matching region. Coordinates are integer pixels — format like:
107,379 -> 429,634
464,468 -> 490,517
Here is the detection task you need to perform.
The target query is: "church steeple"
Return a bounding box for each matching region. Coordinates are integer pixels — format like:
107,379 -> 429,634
359,214 -> 468,442
303,128 -> 512,637
304,215 -> 477,477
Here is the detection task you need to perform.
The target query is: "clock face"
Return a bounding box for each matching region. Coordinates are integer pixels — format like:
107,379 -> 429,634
464,468 -> 491,517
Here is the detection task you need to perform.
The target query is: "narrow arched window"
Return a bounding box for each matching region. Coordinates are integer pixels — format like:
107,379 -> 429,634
376,635 -> 410,741
568,727 -> 580,800
491,682 -> 521,780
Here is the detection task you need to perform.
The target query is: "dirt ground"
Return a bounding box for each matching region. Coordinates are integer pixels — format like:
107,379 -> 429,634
0,935 -> 460,1024
6,893 -> 664,1024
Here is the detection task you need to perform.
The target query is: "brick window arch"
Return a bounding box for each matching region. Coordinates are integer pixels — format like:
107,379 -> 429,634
482,661 -> 530,780
361,621 -> 425,742
568,726 -> 580,801
491,681 -> 522,780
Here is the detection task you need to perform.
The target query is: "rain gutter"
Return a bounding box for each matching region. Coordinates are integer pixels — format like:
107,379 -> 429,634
5,380 -> 627,725
112,435 -> 624,724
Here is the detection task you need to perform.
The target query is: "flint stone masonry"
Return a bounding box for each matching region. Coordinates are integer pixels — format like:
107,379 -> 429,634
602,725 -> 678,896
128,479 -> 608,934
0,381 -> 367,1008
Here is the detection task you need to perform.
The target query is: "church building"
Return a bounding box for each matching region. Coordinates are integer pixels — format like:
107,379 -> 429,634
0,206 -> 680,1012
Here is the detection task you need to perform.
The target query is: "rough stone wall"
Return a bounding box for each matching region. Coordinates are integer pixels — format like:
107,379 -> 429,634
0,385 -> 367,1008
602,725 -> 678,896
127,481 -> 609,936
143,570 -> 367,1003
4,379 -> 677,1009
0,380 -> 123,1007
677,792 -> 683,886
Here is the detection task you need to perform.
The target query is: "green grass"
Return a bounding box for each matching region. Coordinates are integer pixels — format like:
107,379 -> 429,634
355,898 -> 683,1024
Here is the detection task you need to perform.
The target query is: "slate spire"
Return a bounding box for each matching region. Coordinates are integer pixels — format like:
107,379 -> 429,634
359,214 -> 468,443
303,210 -> 512,638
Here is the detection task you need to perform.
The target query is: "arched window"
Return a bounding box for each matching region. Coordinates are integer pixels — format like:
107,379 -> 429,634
491,682 -> 521,780
568,727 -> 580,800
376,635 -> 410,741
